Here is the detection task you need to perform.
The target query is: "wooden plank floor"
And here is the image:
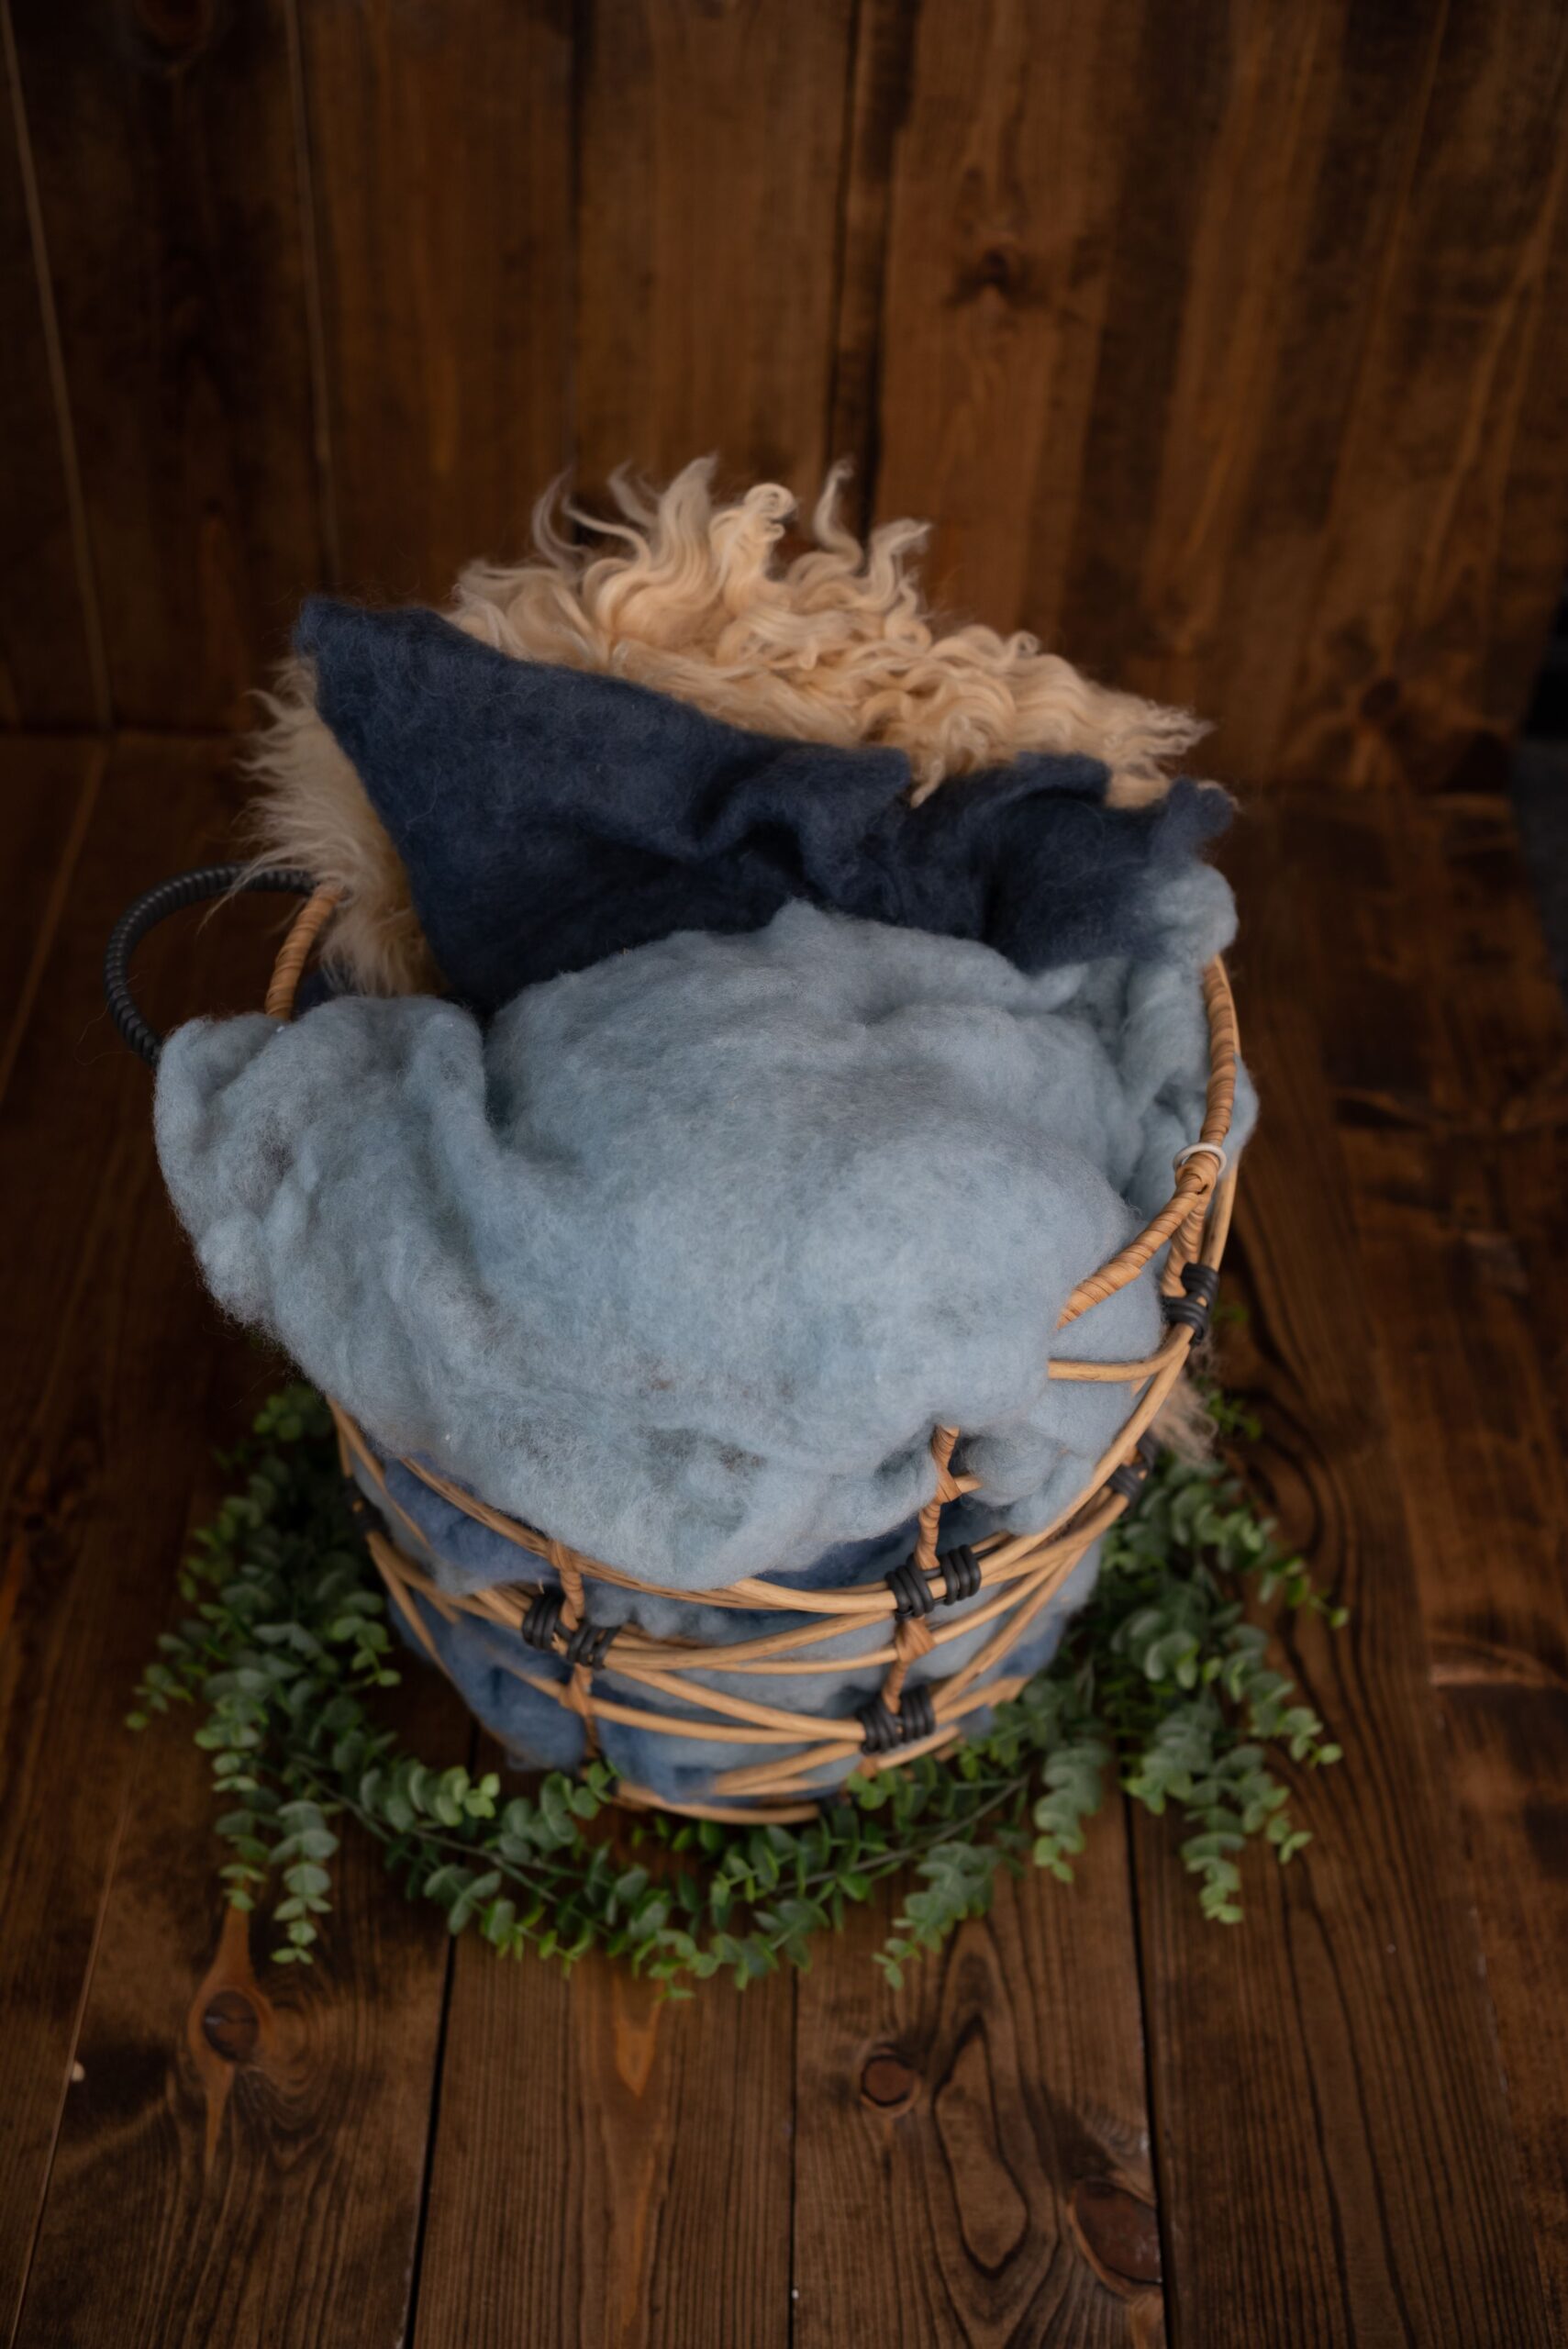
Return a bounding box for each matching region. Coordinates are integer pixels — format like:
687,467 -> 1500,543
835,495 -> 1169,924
2,736 -> 1564,2348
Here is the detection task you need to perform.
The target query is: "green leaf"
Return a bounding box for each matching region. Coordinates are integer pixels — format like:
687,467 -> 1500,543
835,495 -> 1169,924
143,1377 -> 1347,1990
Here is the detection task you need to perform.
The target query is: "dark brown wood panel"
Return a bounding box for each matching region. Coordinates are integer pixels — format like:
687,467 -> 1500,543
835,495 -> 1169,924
825,0 -> 921,529
414,1909 -> 794,2348
0,739 -> 267,2327
1057,0 -> 1447,776
868,0 -> 1148,635
1274,0 -> 1568,793
6,0 -> 1567,768
6,0 -> 325,726
575,0 -> 858,501
793,1832 -> 1162,2348
1276,791 -> 1568,1683
870,0 -> 1438,713
1,734 -> 469,2347
14,1522 -> 464,2349
299,0 -> 574,602
1279,786 -> 1568,2329
864,0 -> 1568,792
0,736 -> 104,1110
0,28 -> 99,727
1440,1685 -> 1568,2338
1122,807 -> 1552,2344
1414,792 -> 1568,1414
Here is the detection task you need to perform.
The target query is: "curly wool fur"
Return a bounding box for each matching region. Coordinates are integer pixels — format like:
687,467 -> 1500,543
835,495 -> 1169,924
245,460 -> 1209,996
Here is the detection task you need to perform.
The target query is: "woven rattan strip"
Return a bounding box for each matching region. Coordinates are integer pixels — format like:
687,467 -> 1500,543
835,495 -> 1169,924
267,886 -> 1240,1820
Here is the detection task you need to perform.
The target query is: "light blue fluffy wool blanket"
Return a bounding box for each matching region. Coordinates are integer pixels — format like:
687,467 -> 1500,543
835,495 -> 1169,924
156,866 -> 1251,1791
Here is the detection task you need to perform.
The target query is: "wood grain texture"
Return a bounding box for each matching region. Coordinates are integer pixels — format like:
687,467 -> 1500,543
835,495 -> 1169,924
1439,1684 -> 1568,2338
870,0 -> 1146,635
824,0 -> 920,529
1,735 -> 468,2348
1122,806 -> 1553,2346
1058,0 -> 1447,771
0,739 -> 264,2329
1275,791 -> 1568,1683
793,1832 -> 1161,2348
1279,786 -> 1568,2329
13,1528 -> 465,2349
0,736 -> 103,1114
6,0 -> 1567,770
1274,0 -> 1568,792
575,0 -> 857,500
863,0 -> 1568,788
6,0 -> 324,726
412,1748 -> 794,2349
299,0 -> 573,602
0,18 -> 99,727
1410,791 -> 1568,1415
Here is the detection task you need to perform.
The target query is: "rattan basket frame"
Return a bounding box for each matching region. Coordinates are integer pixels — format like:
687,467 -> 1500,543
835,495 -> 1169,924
250,882 -> 1241,1825
107,870 -> 1237,1825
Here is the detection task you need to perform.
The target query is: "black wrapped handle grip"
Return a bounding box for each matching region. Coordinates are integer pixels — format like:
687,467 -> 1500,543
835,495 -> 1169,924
104,865 -> 318,1066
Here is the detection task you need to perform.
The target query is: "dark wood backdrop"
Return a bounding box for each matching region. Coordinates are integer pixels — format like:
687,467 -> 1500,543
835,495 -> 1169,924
5,0 -> 1568,787
6,9 -> 1568,2345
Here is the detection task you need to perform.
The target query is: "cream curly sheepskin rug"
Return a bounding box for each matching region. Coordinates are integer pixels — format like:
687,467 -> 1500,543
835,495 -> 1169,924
246,458 -> 1210,998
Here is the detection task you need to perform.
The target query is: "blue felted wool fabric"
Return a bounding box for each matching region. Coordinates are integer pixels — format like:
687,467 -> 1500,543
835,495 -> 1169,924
380,1478 -> 1103,1799
357,1435 -> 940,1615
587,1542 -> 1103,1804
157,894 -> 1255,1595
296,597 -> 1231,1009
359,1430 -> 1067,1797
391,1591 -> 588,1774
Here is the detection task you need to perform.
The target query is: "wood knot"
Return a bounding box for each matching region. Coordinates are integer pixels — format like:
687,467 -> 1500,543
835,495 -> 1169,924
859,2048 -> 919,2112
1070,2178 -> 1162,2294
200,1987 -> 261,2065
130,0 -> 217,61
1359,674 -> 1402,723
951,240 -> 1040,311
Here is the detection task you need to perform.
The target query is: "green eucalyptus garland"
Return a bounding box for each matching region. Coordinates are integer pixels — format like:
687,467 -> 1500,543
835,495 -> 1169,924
131,1384 -> 1343,1992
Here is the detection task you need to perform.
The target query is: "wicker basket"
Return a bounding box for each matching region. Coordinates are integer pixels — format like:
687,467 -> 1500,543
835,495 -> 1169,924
109,870 -> 1240,1825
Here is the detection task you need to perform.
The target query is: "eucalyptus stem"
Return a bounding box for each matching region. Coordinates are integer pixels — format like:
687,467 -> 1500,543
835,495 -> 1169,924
132,1382 -> 1345,1988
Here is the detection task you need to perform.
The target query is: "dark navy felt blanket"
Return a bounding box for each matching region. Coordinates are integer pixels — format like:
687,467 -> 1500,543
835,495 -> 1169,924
298,597 -> 1230,1012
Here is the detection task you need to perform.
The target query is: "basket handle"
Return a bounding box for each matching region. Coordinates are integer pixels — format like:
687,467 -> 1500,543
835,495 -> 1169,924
103,865 -> 319,1065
